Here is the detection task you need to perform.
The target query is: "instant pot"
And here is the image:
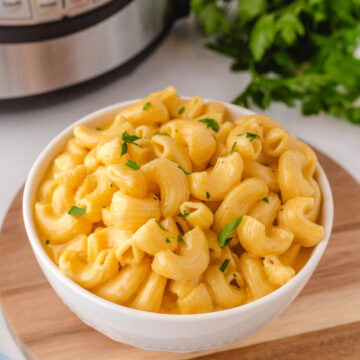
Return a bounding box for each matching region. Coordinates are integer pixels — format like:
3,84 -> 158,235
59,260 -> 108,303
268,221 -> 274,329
0,0 -> 188,99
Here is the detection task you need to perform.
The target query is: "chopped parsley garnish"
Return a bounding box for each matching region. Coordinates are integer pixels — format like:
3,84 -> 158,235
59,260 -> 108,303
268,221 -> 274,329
165,238 -> 171,243
218,215 -> 243,248
121,131 -> 141,156
198,118 -> 219,132
220,259 -> 230,273
125,160 -> 140,170
212,134 -> 217,141
223,237 -> 232,247
178,106 -> 185,115
233,273 -> 237,278
155,220 -> 168,232
280,208 -> 284,211
178,165 -> 191,175
68,206 -> 86,217
45,239 -> 50,245
262,197 -> 269,203
121,142 -> 128,156
143,102 -> 151,111
182,210 -> 190,218
102,206 -> 106,209
95,127 -> 102,131
110,183 -> 113,187
246,132 -> 261,142
231,141 -> 237,154
122,131 -> 140,144
155,132 -> 170,136
206,191 -> 211,199
177,236 -> 186,244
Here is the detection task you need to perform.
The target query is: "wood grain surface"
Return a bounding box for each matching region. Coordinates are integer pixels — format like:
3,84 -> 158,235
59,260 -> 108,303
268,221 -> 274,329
0,151 -> 359,360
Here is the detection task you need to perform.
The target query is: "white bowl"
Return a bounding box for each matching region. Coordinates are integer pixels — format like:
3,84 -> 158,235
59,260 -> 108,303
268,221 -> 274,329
23,99 -> 334,353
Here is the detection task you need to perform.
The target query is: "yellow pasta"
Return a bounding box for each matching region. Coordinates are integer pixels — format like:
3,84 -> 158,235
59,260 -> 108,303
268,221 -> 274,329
108,191 -> 161,232
205,265 -> 246,309
141,158 -> 190,218
189,152 -> 243,201
117,95 -> 169,126
237,215 -> 293,257
59,249 -> 118,289
152,227 -> 209,281
239,252 -> 276,301
279,197 -> 324,247
177,283 -> 213,314
278,150 -> 314,202
263,256 -> 295,286
35,87 -> 325,314
160,120 -> 216,168
180,201 -> 214,229
129,271 -> 167,313
151,133 -> 192,173
213,178 -> 268,231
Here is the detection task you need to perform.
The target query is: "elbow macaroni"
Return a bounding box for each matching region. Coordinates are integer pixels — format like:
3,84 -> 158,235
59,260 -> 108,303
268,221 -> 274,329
35,87 -> 325,314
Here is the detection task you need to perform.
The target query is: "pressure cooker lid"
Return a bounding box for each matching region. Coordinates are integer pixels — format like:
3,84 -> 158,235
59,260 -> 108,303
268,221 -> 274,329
0,0 -> 119,26
0,0 -> 136,42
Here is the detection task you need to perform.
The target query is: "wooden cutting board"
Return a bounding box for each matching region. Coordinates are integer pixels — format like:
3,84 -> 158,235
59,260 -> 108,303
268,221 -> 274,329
0,151 -> 359,360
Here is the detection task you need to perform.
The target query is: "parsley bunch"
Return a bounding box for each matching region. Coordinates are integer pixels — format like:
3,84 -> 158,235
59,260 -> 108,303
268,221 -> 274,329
191,0 -> 360,124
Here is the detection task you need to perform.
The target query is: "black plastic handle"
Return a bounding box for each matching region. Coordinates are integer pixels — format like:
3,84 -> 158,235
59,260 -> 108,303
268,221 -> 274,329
172,0 -> 190,20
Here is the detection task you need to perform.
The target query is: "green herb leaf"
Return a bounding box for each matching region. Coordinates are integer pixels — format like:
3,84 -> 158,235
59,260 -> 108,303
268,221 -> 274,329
122,131 -> 140,146
155,132 -> 170,136
182,210 -> 190,218
220,259 -> 230,272
125,160 -> 140,170
280,208 -> 284,211
246,132 -> 261,142
262,197 -> 269,203
231,141 -> 237,153
193,0 -> 360,124
223,237 -> 232,247
218,215 -> 243,248
110,183 -> 113,187
250,14 -> 276,61
155,220 -> 168,232
177,236 -> 186,244
237,0 -> 267,26
233,273 -> 237,278
68,206 -> 86,217
95,127 -> 102,131
121,142 -> 128,156
198,118 -> 219,132
45,239 -> 50,245
206,191 -> 211,199
191,1 -> 231,35
276,12 -> 304,45
178,165 -> 191,175
143,102 -> 151,111
166,238 -> 171,243
178,106 -> 185,115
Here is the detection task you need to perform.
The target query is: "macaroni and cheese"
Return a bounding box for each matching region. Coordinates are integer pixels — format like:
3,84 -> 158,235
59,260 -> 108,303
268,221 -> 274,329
35,86 -> 324,314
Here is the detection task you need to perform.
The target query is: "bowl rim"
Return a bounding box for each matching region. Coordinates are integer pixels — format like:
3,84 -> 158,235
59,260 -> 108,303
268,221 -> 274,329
23,97 -> 334,322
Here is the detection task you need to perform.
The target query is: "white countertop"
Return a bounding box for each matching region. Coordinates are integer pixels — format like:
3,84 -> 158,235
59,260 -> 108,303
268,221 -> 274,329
0,17 -> 359,359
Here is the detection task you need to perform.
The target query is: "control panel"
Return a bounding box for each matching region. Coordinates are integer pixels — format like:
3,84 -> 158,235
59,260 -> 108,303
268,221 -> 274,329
0,0 -> 112,25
